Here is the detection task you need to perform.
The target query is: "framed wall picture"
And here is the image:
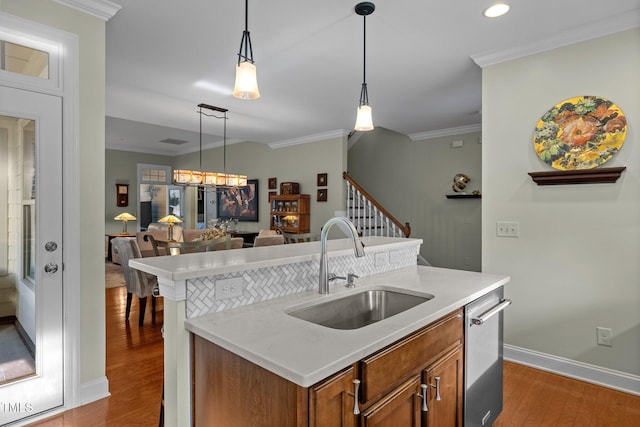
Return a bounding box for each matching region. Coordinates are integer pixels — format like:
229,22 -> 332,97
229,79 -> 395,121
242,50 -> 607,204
217,179 -> 259,221
268,177 -> 277,189
116,183 -> 129,207
317,173 -> 327,187
268,191 -> 277,201
317,188 -> 327,202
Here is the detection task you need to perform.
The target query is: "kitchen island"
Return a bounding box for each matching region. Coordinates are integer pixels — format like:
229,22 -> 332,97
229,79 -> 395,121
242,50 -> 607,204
130,236 -> 509,427
187,265 -> 509,426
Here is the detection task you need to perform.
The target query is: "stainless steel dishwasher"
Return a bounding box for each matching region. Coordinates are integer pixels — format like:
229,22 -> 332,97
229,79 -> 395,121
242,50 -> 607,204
464,286 -> 511,427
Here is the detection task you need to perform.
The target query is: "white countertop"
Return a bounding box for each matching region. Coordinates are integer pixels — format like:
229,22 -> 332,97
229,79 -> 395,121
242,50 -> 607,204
130,236 -> 421,281
185,264 -> 510,387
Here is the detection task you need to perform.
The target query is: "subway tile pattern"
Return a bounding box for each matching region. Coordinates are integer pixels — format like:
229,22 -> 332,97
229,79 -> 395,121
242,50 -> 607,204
186,245 -> 418,319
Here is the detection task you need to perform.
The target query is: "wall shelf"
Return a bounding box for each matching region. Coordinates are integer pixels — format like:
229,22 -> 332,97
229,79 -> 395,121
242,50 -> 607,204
528,166 -> 626,186
446,194 -> 481,199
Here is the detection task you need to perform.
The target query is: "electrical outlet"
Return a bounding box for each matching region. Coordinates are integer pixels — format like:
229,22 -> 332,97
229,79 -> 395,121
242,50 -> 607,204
596,326 -> 613,347
215,277 -> 244,300
496,221 -> 519,238
374,251 -> 388,267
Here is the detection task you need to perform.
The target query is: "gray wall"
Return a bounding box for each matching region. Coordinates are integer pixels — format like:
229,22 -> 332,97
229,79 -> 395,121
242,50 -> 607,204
482,28 -> 639,375
348,127 -> 482,271
105,150 -> 174,234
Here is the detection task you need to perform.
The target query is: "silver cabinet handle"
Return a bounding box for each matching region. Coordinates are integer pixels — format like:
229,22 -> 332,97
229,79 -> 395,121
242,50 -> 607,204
352,379 -> 361,415
44,263 -> 59,274
471,299 -> 512,326
430,376 -> 441,400
418,384 -> 428,412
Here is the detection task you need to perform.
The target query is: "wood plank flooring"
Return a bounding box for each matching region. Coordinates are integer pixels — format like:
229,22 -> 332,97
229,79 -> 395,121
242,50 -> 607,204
24,263 -> 640,426
27,283 -> 164,427
495,362 -> 640,427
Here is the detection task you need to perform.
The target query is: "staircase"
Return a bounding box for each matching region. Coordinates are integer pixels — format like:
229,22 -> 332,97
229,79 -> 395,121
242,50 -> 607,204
343,172 -> 411,238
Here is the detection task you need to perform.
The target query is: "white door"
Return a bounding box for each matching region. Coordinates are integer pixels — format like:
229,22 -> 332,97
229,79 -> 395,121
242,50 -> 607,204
0,85 -> 63,425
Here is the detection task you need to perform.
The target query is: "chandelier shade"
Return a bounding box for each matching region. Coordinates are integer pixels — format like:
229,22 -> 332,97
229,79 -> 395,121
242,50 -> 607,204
172,104 -> 247,189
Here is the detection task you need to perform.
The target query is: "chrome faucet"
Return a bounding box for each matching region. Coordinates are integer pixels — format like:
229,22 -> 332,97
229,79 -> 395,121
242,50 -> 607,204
319,217 -> 365,294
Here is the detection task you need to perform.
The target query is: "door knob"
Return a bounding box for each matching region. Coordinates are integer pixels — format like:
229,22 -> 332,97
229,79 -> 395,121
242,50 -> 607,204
44,263 -> 59,274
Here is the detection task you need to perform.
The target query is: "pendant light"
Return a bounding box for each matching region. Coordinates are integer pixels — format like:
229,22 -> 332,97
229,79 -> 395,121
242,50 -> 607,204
354,2 -> 375,131
233,0 -> 260,99
173,104 -> 247,188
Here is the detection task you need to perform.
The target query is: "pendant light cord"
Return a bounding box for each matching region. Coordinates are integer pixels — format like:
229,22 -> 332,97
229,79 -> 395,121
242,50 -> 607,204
199,105 -> 203,175
362,14 -> 366,86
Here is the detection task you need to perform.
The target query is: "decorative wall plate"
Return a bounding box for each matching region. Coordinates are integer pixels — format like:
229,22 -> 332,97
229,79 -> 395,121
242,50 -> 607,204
533,95 -> 626,170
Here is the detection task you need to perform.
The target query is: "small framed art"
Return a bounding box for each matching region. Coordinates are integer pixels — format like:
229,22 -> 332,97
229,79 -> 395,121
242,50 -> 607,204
268,177 -> 277,190
317,188 -> 327,202
317,173 -> 327,187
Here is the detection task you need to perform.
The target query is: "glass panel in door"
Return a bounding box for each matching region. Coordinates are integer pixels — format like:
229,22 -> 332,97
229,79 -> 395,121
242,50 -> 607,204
0,86 -> 63,425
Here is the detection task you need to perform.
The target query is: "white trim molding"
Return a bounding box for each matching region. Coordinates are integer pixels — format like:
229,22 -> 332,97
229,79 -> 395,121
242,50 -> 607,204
409,124 -> 481,142
471,9 -> 640,68
504,344 -> 640,396
52,0 -> 122,21
268,129 -> 348,149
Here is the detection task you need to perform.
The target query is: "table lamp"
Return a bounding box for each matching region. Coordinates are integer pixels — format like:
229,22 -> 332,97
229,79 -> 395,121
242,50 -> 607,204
158,214 -> 183,241
114,212 -> 136,234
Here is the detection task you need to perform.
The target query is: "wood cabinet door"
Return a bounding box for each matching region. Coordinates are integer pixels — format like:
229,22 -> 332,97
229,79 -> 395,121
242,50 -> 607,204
310,366 -> 357,427
361,375 -> 422,427
424,347 -> 464,427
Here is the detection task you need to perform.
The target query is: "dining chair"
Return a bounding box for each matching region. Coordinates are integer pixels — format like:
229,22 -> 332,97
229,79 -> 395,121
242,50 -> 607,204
112,237 -> 158,326
282,233 -> 318,244
213,237 -> 244,250
253,234 -> 285,247
144,234 -> 231,255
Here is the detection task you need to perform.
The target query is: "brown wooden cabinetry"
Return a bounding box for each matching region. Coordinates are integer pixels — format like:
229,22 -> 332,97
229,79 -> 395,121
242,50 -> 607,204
270,194 -> 310,234
309,367 -> 357,427
423,347 -> 464,427
193,309 -> 464,427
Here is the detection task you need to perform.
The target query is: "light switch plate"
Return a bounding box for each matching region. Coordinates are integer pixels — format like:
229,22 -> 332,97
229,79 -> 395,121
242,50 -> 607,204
496,221 -> 519,238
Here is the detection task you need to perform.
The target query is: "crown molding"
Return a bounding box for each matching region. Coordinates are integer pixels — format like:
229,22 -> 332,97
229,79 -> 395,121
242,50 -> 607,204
471,9 -> 640,68
409,124 -> 481,142
52,0 -> 122,21
267,129 -> 348,149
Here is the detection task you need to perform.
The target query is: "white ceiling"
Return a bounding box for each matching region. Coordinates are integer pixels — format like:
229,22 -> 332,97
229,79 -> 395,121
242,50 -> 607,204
105,0 -> 640,156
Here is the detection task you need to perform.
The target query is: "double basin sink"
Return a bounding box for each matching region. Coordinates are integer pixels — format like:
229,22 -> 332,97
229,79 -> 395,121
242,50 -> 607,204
287,287 -> 434,330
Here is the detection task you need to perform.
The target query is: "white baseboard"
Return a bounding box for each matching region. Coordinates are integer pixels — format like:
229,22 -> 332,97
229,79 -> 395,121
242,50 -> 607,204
504,344 -> 640,396
79,376 -> 110,405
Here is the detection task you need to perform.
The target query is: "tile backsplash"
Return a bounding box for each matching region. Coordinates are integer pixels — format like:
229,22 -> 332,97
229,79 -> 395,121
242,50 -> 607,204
186,244 -> 418,319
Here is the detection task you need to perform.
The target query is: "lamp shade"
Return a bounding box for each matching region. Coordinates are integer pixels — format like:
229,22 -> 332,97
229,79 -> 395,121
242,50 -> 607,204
354,105 -> 374,131
233,61 -> 260,99
114,212 -> 136,221
158,214 -> 183,224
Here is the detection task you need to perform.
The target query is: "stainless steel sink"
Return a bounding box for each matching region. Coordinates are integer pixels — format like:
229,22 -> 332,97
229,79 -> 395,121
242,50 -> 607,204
287,288 -> 434,330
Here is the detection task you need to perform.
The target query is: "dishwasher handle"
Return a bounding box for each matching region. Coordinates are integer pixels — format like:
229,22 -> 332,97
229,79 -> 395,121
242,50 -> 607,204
470,299 -> 511,326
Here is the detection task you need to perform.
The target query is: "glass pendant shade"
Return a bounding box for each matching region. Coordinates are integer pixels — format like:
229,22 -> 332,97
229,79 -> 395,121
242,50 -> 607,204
233,61 -> 260,99
355,105 -> 374,131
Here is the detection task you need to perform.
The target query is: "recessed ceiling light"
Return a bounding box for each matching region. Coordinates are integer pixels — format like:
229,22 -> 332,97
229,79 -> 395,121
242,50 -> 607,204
484,3 -> 510,18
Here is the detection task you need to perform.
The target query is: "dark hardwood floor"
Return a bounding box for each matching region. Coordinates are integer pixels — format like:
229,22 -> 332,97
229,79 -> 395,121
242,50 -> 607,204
25,263 -> 640,426
28,278 -> 164,427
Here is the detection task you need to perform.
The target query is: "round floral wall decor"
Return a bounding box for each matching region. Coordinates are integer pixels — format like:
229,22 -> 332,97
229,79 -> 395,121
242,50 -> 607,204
533,95 -> 627,170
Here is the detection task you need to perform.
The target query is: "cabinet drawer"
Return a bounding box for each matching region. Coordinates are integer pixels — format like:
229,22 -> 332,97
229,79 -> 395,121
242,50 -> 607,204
359,309 -> 463,403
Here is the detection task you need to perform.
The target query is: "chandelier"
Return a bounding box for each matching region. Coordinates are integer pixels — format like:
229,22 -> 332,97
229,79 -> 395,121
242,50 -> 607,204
173,104 -> 247,188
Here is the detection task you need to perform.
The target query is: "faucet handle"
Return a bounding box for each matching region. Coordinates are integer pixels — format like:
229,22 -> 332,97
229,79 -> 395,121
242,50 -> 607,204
328,273 -> 346,282
346,273 -> 359,288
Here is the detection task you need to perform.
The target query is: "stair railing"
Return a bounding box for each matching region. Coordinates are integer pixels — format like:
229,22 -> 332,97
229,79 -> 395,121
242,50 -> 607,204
343,172 -> 411,238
